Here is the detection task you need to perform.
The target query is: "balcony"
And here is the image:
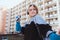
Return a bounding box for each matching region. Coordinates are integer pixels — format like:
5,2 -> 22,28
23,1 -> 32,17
49,15 -> 57,19
49,1 -> 52,4
54,21 -> 58,25
53,6 -> 57,11
39,0 -> 43,3
45,3 -> 48,6
50,20 -> 58,26
44,1 -> 56,8
50,21 -> 53,25
21,16 -> 26,18
46,21 -> 49,24
53,14 -> 58,18
52,0 -> 57,3
49,7 -> 53,11
46,17 -> 50,19
44,9 -> 49,13
40,10 -> 44,13
40,5 -> 44,8
45,15 -> 49,18
44,3 -> 52,7
21,20 -> 26,23
21,18 -> 26,21
50,15 -> 53,18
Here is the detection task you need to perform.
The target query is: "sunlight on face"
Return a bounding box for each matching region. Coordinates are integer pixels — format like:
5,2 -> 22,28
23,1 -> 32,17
28,6 -> 37,17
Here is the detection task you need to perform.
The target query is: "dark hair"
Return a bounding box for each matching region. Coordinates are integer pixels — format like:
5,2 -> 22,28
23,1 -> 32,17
27,4 -> 38,15
24,21 -> 52,40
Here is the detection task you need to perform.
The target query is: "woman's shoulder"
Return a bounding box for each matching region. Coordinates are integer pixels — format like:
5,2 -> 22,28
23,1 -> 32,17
34,14 -> 47,24
35,14 -> 41,18
34,14 -> 44,20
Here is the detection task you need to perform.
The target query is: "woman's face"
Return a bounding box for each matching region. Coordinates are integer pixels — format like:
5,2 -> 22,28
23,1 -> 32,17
28,6 -> 37,17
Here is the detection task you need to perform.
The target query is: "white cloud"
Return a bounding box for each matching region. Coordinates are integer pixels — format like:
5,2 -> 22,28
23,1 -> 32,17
0,0 -> 24,9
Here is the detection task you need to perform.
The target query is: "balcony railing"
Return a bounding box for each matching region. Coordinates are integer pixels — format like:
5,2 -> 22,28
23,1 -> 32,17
53,7 -> 57,10
53,14 -> 58,18
39,0 -> 43,3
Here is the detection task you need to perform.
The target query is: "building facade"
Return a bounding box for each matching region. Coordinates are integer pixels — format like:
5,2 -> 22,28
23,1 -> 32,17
0,8 -> 7,34
2,0 -> 60,33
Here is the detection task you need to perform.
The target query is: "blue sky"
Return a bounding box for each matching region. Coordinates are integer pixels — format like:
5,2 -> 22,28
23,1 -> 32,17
0,0 -> 24,9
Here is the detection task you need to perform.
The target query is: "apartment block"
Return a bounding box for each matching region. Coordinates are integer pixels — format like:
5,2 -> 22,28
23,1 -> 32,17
0,8 -> 7,34
37,0 -> 60,31
5,0 -> 60,33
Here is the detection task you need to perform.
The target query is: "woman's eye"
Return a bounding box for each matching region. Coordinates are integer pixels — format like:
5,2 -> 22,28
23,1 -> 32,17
29,9 -> 32,11
33,9 -> 36,10
29,9 -> 36,11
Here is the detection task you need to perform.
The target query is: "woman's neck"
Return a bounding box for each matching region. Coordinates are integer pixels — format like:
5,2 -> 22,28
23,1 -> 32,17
29,14 -> 38,18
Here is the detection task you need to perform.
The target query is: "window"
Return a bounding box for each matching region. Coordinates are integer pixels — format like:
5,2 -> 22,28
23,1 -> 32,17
55,18 -> 58,20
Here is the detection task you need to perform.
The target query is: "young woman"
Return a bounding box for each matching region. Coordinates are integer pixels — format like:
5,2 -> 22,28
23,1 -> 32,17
22,4 -> 60,40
